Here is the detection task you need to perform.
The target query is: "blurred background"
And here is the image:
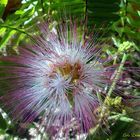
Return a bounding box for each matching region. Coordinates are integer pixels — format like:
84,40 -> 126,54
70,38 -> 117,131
0,0 -> 140,139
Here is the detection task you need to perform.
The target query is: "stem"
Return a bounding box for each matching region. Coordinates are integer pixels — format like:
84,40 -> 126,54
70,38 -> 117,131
96,92 -> 103,105
40,0 -> 45,14
89,124 -> 100,135
85,0 -> 88,22
107,53 -> 127,97
0,25 -> 32,38
0,24 -> 39,44
90,53 -> 127,136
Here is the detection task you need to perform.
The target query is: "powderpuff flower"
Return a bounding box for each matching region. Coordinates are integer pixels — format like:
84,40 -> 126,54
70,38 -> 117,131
0,20 -> 118,137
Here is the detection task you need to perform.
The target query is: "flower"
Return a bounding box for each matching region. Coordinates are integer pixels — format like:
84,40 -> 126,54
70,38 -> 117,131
0,20 -> 117,137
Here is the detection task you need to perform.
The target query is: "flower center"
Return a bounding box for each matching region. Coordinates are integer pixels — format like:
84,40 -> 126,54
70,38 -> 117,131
55,62 -> 81,83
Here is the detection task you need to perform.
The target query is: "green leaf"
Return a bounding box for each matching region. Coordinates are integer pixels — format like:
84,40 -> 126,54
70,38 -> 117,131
0,0 -> 8,17
109,114 -> 134,122
15,10 -> 25,15
0,27 -> 6,36
0,113 -> 7,130
119,116 -> 134,122
0,0 -> 8,5
86,0 -> 120,26
21,7 -> 35,18
0,29 -> 16,49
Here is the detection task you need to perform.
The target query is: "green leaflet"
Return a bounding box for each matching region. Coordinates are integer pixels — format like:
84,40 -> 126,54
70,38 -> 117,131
0,0 -> 8,17
0,113 -> 7,130
0,29 -> 16,49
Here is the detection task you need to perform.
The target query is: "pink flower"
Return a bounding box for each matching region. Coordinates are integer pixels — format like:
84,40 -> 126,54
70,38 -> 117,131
0,20 -> 117,136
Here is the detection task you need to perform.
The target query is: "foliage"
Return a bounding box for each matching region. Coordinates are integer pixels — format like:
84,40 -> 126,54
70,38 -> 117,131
0,0 -> 140,139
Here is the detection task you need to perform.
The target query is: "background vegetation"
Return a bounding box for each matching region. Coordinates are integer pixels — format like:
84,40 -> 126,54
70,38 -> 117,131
0,0 -> 140,139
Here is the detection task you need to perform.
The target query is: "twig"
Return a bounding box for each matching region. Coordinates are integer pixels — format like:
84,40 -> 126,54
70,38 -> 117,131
107,53 -> 127,97
90,53 -> 127,136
